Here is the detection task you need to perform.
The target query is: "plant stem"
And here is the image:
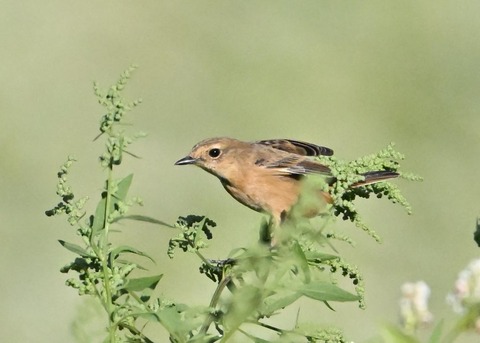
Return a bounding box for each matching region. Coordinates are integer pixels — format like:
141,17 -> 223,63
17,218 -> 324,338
199,274 -> 233,336
102,165 -> 116,342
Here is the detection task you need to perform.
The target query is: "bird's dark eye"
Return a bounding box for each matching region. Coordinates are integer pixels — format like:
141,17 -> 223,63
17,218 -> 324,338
208,148 -> 221,158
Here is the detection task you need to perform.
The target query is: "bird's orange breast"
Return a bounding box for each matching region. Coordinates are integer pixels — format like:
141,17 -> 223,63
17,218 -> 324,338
221,167 -> 303,221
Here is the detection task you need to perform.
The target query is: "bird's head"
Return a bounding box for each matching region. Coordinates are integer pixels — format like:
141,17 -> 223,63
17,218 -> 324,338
175,137 -> 246,181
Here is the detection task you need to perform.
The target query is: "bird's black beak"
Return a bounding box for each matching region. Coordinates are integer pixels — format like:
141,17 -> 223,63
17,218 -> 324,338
174,155 -> 197,166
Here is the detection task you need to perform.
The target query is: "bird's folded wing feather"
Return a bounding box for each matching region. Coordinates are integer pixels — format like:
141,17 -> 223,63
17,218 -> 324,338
259,155 -> 332,176
255,139 -> 334,157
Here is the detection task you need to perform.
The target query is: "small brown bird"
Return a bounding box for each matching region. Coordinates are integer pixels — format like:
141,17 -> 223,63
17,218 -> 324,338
175,137 -> 398,226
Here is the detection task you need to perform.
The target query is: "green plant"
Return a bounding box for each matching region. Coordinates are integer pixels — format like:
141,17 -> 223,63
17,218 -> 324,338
46,66 -> 421,342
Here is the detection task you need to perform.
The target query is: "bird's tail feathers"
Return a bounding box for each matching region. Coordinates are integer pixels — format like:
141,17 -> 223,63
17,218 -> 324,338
352,170 -> 399,187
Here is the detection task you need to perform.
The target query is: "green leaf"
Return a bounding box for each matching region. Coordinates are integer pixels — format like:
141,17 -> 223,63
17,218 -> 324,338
136,311 -> 160,323
116,259 -> 148,270
253,339 -> 271,343
223,285 -> 263,338
261,292 -> 302,315
109,245 -> 155,266
148,305 -> 207,341
91,195 -> 107,235
115,173 -> 133,201
124,274 -> 163,292
247,336 -> 272,343
228,247 -> 248,258
155,306 -> 182,329
304,251 -> 339,262
382,324 -> 420,343
90,174 -> 135,236
291,242 -> 310,283
152,306 -> 190,342
474,217 -> 480,247
296,281 -> 359,302
58,240 -> 92,257
112,214 -> 174,228
428,319 -> 444,343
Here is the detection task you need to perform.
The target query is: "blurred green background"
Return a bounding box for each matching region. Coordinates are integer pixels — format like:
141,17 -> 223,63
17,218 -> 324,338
1,1 -> 479,342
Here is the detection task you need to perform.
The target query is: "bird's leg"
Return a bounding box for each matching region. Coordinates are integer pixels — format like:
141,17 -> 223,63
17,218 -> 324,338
258,217 -> 273,245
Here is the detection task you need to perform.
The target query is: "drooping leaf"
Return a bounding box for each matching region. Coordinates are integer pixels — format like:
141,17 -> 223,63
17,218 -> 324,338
109,245 -> 155,266
296,281 -> 359,302
112,214 -> 174,228
58,240 -> 92,257
123,274 -> 163,292
322,301 -> 336,311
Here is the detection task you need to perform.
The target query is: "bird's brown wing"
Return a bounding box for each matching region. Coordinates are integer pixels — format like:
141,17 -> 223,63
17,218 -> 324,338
255,139 -> 334,157
255,154 -> 332,177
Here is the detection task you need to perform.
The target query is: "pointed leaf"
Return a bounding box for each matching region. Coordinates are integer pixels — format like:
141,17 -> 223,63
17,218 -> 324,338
124,274 -> 163,292
58,240 -> 92,257
115,174 -> 133,201
136,311 -> 161,323
291,242 -> 310,283
382,324 -> 421,343
109,245 -> 155,266
474,217 -> 480,247
224,285 -> 263,334
297,281 -> 359,302
322,300 -> 335,311
116,259 -> 148,270
262,292 -> 302,315
251,338 -> 271,343
155,306 -> 181,329
304,251 -> 339,262
245,335 -> 271,343
91,195 -> 107,235
112,214 -> 174,228
152,305 -> 196,339
428,320 -> 444,343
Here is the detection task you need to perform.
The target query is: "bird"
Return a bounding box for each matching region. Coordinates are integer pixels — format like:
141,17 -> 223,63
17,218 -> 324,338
175,137 -> 398,229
